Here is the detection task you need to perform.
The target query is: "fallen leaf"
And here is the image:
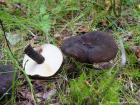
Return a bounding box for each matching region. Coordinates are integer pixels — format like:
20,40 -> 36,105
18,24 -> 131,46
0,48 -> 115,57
105,0 -> 112,7
54,34 -> 63,47
96,62 -> 111,69
63,36 -> 70,41
19,74 -> 26,79
43,89 -> 57,100
61,29 -> 73,36
0,0 -> 7,6
26,102 -> 34,105
102,19 -> 108,27
33,86 -> 43,93
6,31 -> 23,45
16,101 -> 26,105
126,46 -> 140,61
13,3 -> 26,13
51,83 -> 57,89
127,46 -> 140,54
36,93 -> 43,98
66,87 -> 70,95
77,26 -> 89,33
33,36 -> 44,41
37,98 -> 42,103
123,32 -> 133,41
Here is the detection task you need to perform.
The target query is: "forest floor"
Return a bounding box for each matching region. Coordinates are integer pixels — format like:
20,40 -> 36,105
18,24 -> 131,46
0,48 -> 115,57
0,0 -> 140,105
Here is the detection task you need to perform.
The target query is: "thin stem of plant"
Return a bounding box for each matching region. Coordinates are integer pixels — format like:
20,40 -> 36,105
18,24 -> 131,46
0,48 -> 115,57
0,20 -> 22,67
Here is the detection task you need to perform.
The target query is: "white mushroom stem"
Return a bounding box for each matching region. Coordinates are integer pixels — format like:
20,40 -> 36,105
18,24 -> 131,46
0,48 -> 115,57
24,44 -> 45,64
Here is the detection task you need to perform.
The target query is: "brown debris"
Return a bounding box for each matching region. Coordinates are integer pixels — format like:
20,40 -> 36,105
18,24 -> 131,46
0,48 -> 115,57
126,46 -> 140,60
54,34 -> 63,47
13,3 -> 26,14
77,26 -> 89,33
0,0 -> 7,7
16,76 -> 69,104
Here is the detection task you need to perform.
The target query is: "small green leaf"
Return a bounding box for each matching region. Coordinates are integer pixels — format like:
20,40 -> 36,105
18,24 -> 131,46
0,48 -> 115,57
40,5 -> 47,14
41,25 -> 51,33
42,15 -> 49,22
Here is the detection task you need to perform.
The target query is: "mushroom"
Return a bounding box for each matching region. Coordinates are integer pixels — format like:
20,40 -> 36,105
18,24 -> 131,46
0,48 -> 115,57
61,31 -> 118,63
23,44 -> 63,77
0,65 -> 18,99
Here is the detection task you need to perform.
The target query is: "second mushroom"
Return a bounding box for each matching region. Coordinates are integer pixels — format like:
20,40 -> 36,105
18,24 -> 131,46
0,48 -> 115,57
61,31 -> 118,63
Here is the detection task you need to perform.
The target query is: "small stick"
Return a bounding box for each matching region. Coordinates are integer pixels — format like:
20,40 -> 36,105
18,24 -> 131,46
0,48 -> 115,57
119,37 -> 126,67
24,44 -> 45,64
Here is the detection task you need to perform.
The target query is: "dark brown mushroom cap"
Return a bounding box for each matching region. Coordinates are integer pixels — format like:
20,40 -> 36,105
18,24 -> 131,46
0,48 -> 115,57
61,31 -> 118,63
0,65 -> 17,98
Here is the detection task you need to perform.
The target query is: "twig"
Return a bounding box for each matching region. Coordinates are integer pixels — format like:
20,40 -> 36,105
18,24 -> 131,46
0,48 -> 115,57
112,31 -> 126,67
0,20 -> 22,67
119,37 -> 126,67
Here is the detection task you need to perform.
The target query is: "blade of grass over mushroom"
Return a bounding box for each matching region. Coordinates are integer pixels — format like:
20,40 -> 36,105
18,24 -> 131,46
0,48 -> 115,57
0,65 -> 18,101
11,67 -> 18,105
0,47 -> 38,104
